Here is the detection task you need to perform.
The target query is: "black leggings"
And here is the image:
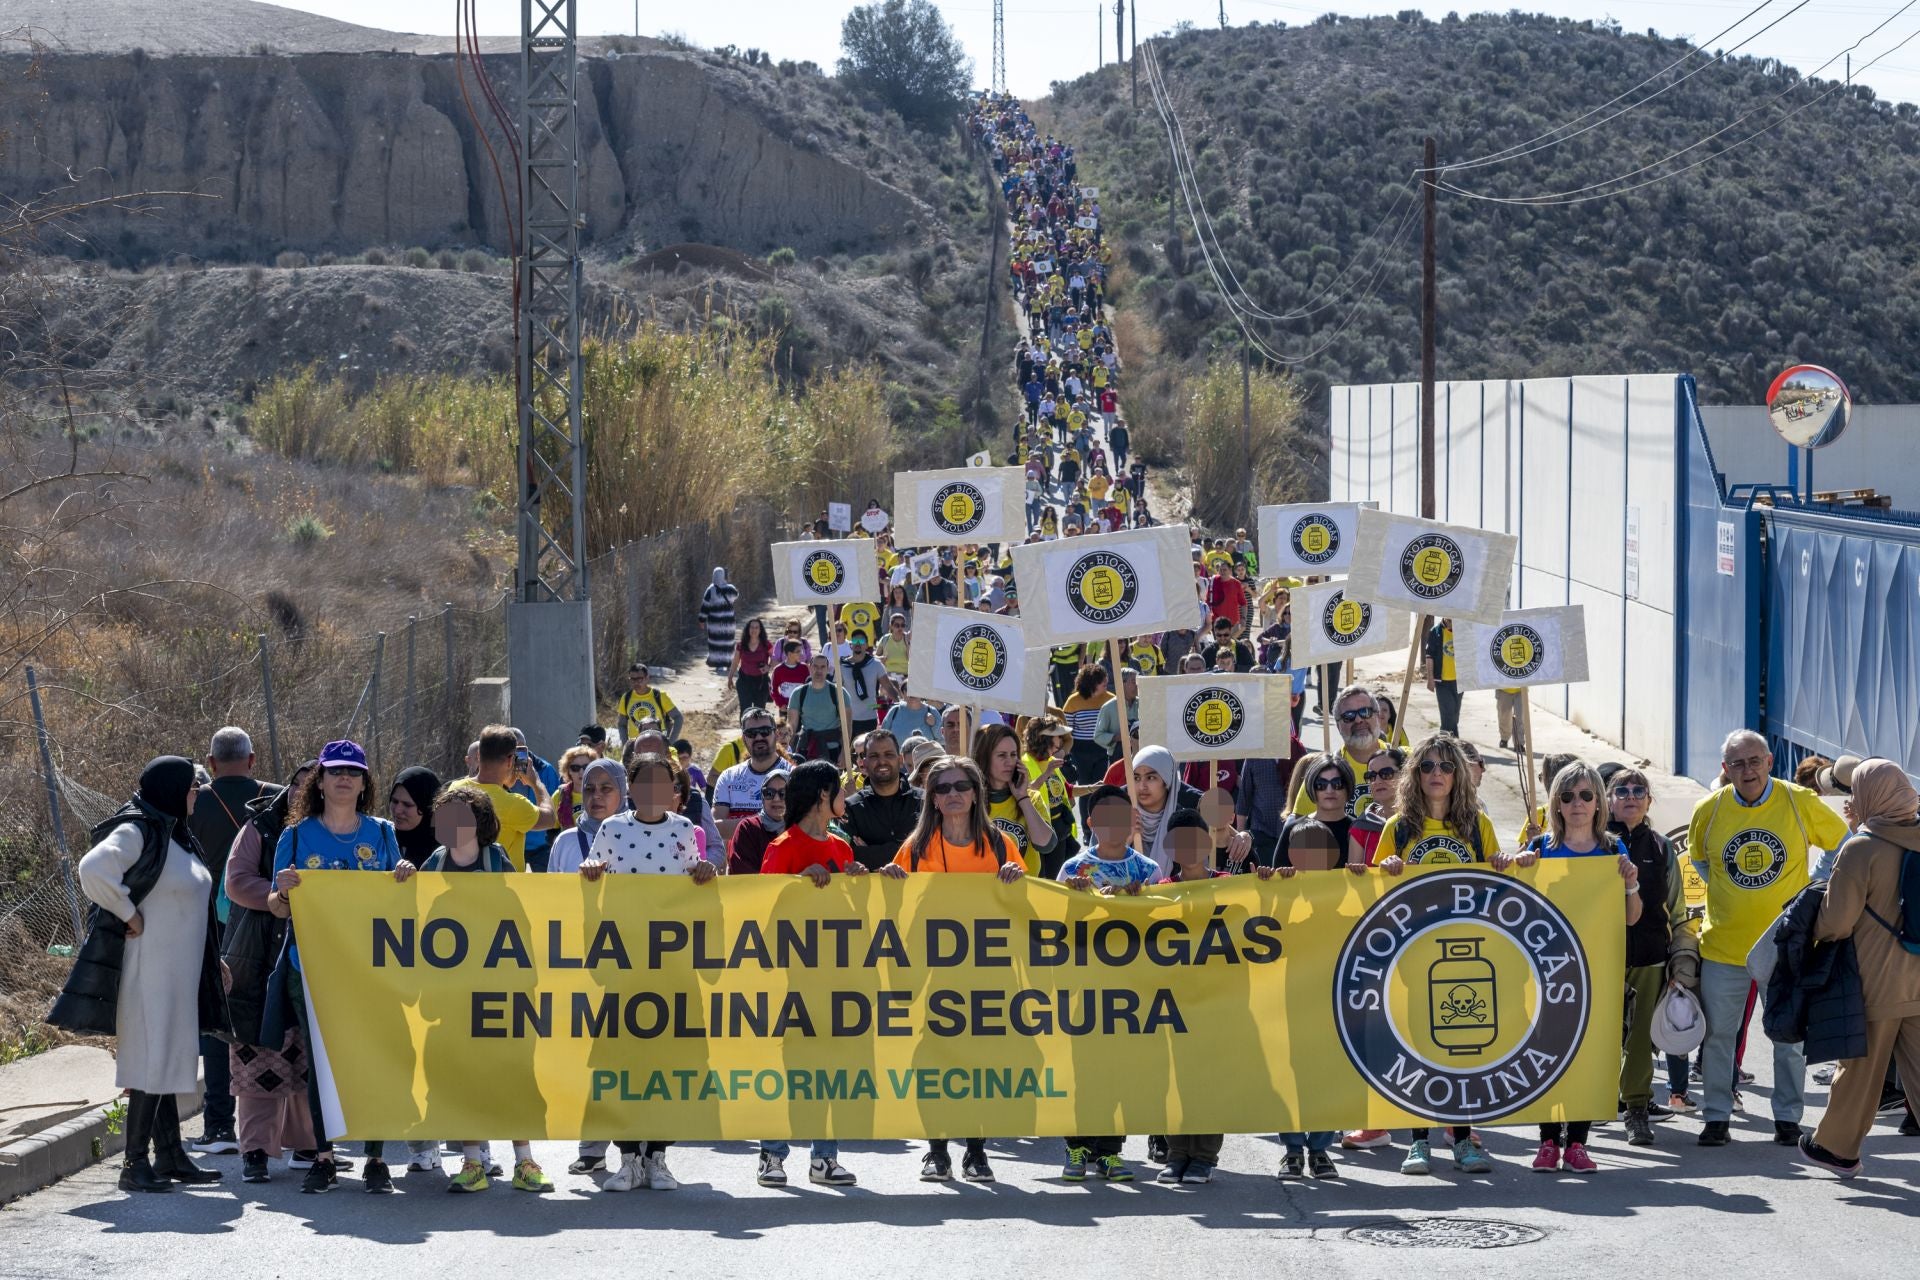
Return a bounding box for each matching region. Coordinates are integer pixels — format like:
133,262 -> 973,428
1409,1126 -> 1471,1142
1540,1122 -> 1592,1145
615,1141 -> 673,1156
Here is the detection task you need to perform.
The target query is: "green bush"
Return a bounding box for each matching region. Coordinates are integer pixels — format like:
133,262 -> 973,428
286,514 -> 331,546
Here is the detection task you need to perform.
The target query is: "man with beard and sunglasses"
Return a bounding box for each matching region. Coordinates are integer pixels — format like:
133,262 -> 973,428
1290,685 -> 1387,821
711,707 -> 792,843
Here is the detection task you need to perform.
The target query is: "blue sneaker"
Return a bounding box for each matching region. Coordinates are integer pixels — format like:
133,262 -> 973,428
1062,1146 -> 1090,1181
1454,1139 -> 1494,1174
1400,1139 -> 1432,1175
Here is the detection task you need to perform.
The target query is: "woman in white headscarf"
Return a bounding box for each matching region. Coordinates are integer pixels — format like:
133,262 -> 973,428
700,567 -> 739,671
1127,745 -> 1252,878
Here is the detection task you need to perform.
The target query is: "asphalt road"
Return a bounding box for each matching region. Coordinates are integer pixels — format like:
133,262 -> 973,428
7,1078 -> 1920,1277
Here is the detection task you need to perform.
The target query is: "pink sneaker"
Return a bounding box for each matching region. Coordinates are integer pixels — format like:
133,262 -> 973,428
1562,1143 -> 1597,1173
1531,1141 -> 1561,1172
1341,1130 -> 1392,1150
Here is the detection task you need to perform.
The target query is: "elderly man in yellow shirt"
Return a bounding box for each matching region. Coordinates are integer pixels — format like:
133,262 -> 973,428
1687,728 -> 1848,1147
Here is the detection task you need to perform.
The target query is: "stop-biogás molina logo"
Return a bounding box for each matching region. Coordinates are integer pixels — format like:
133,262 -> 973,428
1291,513 -> 1340,565
802,549 -> 848,595
1181,687 -> 1245,748
949,623 -> 1008,691
932,481 -> 986,536
1334,871 -> 1590,1123
1065,551 -> 1138,625
1399,533 -> 1464,600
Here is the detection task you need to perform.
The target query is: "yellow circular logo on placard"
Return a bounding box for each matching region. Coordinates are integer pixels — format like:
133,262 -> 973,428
1291,513 -> 1339,565
950,624 -> 1008,691
1491,623 -> 1545,680
1066,552 -> 1139,625
1400,533 -> 1464,599
1332,600 -> 1364,635
802,549 -> 846,595
934,482 -> 984,535
1322,591 -> 1372,648
1181,687 -> 1245,748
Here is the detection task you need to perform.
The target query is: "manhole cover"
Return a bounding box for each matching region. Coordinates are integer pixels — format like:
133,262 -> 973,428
1344,1218 -> 1545,1249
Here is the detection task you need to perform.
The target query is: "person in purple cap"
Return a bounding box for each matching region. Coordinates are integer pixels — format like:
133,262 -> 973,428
266,739 -> 416,1195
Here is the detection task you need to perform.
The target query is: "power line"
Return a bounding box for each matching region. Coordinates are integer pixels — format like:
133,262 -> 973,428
1143,39 -> 1418,332
1426,0 -> 1806,176
1141,41 -> 1417,364
1441,2 -> 1920,204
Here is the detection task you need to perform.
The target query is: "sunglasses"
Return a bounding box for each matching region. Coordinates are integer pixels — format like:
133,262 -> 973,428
1311,776 -> 1349,793
1364,766 -> 1400,783
1418,758 -> 1457,776
1337,707 -> 1375,724
761,788 -> 788,801
1558,789 -> 1597,805
566,763 -> 586,774
743,726 -> 774,739
1611,784 -> 1650,799
932,779 -> 977,796
321,765 -> 363,778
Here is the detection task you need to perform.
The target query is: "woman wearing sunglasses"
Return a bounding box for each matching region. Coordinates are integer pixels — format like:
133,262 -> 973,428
1375,733 -> 1498,1175
1602,764 -> 1700,1146
880,755 -> 1024,1182
1499,760 -> 1643,1172
1345,747 -> 1406,868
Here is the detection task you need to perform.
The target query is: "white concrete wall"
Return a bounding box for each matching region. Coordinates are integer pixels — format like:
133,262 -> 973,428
1699,404 -> 1920,509
1329,374 -> 1682,769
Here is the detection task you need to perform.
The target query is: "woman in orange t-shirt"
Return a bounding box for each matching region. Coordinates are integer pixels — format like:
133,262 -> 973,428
880,755 -> 1024,1180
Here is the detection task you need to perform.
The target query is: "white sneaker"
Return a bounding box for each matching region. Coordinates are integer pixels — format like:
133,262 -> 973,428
407,1150 -> 441,1172
643,1151 -> 678,1190
809,1157 -> 857,1186
756,1151 -> 787,1186
602,1151 -> 648,1192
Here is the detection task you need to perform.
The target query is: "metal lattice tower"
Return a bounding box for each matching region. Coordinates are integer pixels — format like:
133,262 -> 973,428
991,0 -> 1006,95
517,0 -> 587,604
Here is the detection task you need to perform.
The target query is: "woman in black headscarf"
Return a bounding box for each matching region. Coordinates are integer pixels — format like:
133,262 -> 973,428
53,756 -> 230,1192
389,766 -> 442,865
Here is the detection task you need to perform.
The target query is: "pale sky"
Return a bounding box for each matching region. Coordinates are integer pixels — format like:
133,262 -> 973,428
284,0 -> 1920,106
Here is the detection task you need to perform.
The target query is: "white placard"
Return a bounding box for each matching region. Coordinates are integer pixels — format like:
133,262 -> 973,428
966,450 -> 993,469
904,606 -> 1048,717
909,551 -> 940,584
1291,579 -> 1413,665
1009,524 -> 1197,647
1136,672 -> 1293,763
1345,510 -> 1517,625
893,466 -> 1025,547
1257,501 -> 1372,576
769,538 -> 879,608
860,507 -> 891,535
826,502 -> 852,534
1453,606 -> 1590,692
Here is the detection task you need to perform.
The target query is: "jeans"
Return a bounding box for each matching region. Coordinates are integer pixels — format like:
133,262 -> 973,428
761,1139 -> 837,1160
1701,957 -> 1804,1122
1434,680 -> 1462,736
200,1032 -> 234,1131
1280,1130 -> 1335,1153
1667,1053 -> 1692,1097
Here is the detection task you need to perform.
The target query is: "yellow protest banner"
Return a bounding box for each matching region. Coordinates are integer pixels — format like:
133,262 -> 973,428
291,863 -> 1624,1141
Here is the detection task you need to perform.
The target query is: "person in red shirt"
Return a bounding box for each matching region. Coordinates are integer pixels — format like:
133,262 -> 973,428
767,639 -> 811,713
759,760 -> 864,884
1207,569 -> 1248,634
749,759 -> 862,1189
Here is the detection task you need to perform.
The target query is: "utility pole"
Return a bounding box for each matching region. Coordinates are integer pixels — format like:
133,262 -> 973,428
1242,336 -> 1253,525
991,0 -> 1006,95
510,0 -> 597,759
1098,4 -> 1102,68
1130,3 -> 1138,106
1219,1 -> 1228,29
1420,135 -> 1437,520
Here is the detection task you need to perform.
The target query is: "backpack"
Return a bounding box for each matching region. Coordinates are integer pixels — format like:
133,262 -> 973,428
1865,848 -> 1920,957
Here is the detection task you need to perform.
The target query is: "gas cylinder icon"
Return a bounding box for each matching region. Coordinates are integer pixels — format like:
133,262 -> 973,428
1428,937 -> 1498,1056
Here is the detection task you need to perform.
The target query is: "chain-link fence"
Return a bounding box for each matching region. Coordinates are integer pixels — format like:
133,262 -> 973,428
0,501 -> 783,1017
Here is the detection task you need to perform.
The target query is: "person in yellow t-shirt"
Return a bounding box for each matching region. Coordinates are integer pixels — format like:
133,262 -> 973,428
1685,729 -> 1848,1139
471,724 -> 554,870
1087,471 -> 1111,503
1423,618 -> 1463,737
1374,732 -> 1500,866
614,663 -> 682,742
